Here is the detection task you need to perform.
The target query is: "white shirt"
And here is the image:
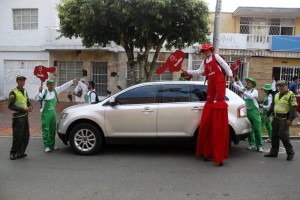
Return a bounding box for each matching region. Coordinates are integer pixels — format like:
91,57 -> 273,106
232,80 -> 259,109
271,80 -> 277,92
263,93 -> 273,110
74,83 -> 86,103
77,81 -> 97,104
34,80 -> 75,112
187,54 -> 233,77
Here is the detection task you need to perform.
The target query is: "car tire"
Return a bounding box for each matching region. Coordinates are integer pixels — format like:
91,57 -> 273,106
69,123 -> 103,155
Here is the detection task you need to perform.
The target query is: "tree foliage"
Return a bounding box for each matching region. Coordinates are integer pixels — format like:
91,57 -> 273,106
57,0 -> 210,84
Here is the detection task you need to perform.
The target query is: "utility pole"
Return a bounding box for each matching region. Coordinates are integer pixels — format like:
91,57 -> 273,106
213,0 -> 222,54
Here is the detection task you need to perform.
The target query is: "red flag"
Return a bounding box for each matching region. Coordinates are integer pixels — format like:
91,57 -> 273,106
230,60 -> 241,74
156,50 -> 185,74
34,65 -> 56,82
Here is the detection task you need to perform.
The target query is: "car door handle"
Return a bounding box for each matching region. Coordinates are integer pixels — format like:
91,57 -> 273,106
191,106 -> 202,111
142,107 -> 154,112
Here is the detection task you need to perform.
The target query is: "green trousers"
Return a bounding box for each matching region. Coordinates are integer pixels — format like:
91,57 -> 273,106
247,108 -> 263,147
261,112 -> 272,139
11,115 -> 30,156
41,110 -> 56,149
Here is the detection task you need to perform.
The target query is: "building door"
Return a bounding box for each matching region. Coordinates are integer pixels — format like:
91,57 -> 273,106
92,62 -> 107,96
4,60 -> 48,99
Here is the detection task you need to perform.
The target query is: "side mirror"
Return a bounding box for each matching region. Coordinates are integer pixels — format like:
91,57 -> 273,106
109,97 -> 117,106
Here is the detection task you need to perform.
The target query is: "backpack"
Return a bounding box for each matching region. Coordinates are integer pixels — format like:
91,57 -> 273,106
89,91 -> 100,104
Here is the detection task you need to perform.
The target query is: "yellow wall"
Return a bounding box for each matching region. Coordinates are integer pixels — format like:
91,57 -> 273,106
209,12 -> 237,33
273,58 -> 300,67
295,17 -> 300,36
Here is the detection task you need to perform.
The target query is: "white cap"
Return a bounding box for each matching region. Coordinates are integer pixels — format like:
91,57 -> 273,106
80,78 -> 85,82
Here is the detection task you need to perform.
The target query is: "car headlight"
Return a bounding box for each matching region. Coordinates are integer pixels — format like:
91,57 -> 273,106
61,113 -> 68,119
237,104 -> 247,118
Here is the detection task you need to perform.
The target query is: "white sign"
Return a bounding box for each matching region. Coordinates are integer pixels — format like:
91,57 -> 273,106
210,33 -> 247,49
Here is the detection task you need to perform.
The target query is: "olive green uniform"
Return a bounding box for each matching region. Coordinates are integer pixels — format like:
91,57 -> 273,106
8,87 -> 31,157
267,90 -> 297,156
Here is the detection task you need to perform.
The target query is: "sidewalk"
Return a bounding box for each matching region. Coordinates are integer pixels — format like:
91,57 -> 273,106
0,101 -> 77,137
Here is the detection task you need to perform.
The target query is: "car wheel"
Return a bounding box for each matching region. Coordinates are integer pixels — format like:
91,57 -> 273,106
69,123 -> 103,155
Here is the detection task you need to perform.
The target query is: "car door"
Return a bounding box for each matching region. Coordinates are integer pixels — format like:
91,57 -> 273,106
104,85 -> 158,137
157,84 -> 207,137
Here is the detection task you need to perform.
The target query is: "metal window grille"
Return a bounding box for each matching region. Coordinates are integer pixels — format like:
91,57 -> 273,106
13,9 -> 38,30
273,67 -> 300,84
239,17 -> 295,36
58,61 -> 83,86
151,62 -> 173,81
92,62 -> 108,96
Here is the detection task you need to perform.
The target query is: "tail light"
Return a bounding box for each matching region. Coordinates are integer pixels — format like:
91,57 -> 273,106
237,104 -> 247,118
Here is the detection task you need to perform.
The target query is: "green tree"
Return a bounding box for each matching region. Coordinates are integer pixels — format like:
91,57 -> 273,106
57,0 -> 210,84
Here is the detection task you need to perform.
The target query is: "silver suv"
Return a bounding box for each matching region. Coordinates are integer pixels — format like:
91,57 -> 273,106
57,81 -> 251,155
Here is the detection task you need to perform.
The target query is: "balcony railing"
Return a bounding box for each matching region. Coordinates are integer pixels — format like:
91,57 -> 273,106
210,33 -> 270,50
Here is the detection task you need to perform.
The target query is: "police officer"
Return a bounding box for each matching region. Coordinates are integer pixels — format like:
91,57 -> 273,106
8,75 -> 32,160
264,80 -> 297,161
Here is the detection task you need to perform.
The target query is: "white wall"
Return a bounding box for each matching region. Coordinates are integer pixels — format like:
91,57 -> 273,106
0,0 -> 60,49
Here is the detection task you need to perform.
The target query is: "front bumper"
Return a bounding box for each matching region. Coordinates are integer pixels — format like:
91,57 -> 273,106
57,132 -> 68,145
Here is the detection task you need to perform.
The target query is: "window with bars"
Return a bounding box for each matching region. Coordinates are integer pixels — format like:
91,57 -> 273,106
58,61 -> 83,85
126,62 -> 173,86
273,67 -> 300,84
239,17 -> 295,36
13,9 -> 38,30
151,62 -> 173,81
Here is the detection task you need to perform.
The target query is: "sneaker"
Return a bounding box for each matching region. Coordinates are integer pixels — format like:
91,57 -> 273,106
246,145 -> 256,150
51,146 -> 59,151
44,147 -> 51,153
264,138 -> 271,143
257,147 -> 264,153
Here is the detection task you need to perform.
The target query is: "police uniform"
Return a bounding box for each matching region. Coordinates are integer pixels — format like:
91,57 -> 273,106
265,80 -> 297,161
8,75 -> 31,160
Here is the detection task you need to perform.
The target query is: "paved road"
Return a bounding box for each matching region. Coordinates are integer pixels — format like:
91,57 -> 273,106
0,137 -> 300,200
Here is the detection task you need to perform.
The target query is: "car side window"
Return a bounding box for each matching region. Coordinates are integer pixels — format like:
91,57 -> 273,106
191,84 -> 229,101
116,85 -> 158,105
161,84 -> 190,103
191,85 -> 207,102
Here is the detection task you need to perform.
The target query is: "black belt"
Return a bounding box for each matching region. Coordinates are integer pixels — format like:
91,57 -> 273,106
274,113 -> 288,119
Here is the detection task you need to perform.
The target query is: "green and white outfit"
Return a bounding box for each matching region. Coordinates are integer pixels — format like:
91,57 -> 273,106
77,81 -> 98,104
233,80 -> 263,148
34,80 -> 74,150
261,93 -> 272,140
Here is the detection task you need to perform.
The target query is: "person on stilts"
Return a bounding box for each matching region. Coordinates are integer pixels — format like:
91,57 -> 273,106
183,43 -> 234,166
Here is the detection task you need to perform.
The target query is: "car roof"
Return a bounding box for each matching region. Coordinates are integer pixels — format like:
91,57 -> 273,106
136,81 -> 206,86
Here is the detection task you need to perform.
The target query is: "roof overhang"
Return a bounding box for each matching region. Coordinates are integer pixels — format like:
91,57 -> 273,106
233,7 -> 300,18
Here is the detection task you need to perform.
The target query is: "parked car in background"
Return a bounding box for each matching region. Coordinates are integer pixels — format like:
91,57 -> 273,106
57,81 -> 251,155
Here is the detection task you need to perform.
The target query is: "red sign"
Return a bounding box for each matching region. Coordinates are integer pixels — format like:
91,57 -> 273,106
34,65 -> 56,82
156,50 -> 185,74
230,60 -> 241,74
